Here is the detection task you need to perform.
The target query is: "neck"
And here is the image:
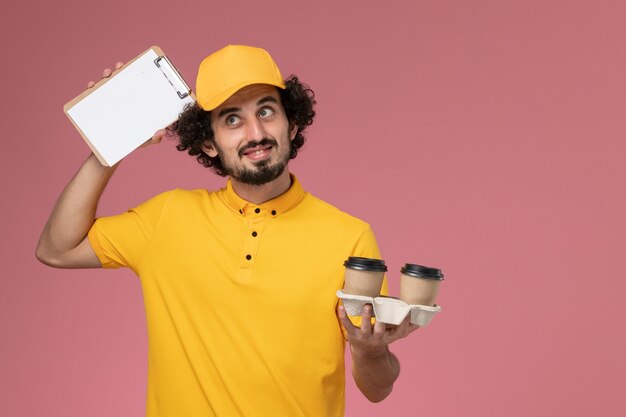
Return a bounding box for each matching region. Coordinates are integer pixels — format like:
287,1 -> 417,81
230,169 -> 292,204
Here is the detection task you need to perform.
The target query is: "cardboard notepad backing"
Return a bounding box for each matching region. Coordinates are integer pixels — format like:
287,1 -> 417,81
64,46 -> 196,166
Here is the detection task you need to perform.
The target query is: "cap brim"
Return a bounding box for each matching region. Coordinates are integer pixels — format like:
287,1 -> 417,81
200,79 -> 286,111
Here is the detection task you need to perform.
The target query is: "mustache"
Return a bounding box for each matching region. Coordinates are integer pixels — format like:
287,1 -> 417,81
238,138 -> 278,157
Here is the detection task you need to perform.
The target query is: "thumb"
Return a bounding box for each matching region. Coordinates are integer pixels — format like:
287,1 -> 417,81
140,129 -> 166,148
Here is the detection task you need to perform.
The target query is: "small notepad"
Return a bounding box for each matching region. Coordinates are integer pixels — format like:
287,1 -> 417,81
64,46 -> 196,166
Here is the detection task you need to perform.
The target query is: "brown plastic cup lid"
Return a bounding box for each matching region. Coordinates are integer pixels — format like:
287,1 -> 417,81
400,263 -> 444,280
343,257 -> 387,272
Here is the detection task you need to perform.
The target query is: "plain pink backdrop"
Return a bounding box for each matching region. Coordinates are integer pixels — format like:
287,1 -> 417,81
2,0 -> 625,416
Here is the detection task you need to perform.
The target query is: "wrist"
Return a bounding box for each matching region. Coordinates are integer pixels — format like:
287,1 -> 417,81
350,344 -> 389,361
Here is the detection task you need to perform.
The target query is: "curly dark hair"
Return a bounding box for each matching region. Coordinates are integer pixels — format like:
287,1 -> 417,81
172,75 -> 316,176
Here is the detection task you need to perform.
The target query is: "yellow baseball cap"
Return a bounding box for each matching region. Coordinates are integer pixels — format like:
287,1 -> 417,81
195,45 -> 286,111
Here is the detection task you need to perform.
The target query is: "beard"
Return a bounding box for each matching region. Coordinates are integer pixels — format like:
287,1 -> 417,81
218,138 -> 290,186
231,158 -> 288,186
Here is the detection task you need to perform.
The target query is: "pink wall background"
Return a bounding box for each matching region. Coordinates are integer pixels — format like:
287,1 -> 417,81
2,0 -> 625,416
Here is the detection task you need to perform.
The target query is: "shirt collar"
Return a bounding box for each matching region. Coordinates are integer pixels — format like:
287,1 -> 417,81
222,174 -> 305,217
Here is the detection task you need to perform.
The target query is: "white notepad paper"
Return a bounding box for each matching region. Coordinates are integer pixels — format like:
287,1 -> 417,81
64,46 -> 196,166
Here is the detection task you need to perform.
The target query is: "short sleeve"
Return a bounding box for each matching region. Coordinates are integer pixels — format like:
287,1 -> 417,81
87,190 -> 175,271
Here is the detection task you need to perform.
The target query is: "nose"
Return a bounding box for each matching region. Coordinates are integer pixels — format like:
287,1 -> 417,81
245,118 -> 267,142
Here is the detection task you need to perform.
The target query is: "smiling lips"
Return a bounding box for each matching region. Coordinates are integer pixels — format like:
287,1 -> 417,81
242,144 -> 273,161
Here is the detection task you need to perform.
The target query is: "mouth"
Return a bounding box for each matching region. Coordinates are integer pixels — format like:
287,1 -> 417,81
240,140 -> 276,162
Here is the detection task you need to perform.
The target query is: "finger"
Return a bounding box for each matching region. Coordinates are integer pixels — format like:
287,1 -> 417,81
360,304 -> 373,335
384,316 -> 416,343
372,319 -> 386,337
140,129 -> 165,148
407,323 -> 420,334
337,306 -> 358,339
152,129 -> 166,143
395,314 -> 412,336
87,81 -> 95,89
114,61 -> 124,70
102,68 -> 113,78
402,315 -> 421,335
164,125 -> 179,139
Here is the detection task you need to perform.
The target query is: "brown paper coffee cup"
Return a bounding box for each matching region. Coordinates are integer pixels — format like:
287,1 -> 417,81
342,257 -> 387,297
399,264 -> 444,306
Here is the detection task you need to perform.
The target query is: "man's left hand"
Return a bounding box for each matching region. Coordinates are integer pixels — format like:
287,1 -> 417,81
337,303 -> 418,357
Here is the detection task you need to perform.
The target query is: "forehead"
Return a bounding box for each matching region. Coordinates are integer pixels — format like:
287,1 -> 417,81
213,84 -> 280,113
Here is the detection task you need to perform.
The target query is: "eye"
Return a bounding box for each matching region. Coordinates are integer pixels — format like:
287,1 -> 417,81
225,115 -> 241,126
258,107 -> 275,118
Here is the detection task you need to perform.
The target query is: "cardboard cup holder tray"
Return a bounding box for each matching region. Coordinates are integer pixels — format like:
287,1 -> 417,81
336,290 -> 442,326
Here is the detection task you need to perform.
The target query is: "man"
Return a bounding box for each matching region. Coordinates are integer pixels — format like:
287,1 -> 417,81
36,45 -> 417,417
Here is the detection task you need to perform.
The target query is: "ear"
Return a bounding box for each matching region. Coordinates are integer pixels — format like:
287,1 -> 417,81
289,122 -> 298,141
201,141 -> 218,158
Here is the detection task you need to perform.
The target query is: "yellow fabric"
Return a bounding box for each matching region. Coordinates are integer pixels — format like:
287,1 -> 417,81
88,176 -> 386,417
196,45 -> 285,111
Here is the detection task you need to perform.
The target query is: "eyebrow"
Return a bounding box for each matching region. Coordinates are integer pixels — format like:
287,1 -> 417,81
257,96 -> 279,106
216,96 -> 280,119
217,107 -> 241,119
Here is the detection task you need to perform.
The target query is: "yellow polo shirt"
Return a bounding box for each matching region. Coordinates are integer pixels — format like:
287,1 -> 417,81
88,176 -> 385,417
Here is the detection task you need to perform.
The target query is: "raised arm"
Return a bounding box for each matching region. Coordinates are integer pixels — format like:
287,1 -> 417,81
36,62 -> 166,268
36,154 -> 119,268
